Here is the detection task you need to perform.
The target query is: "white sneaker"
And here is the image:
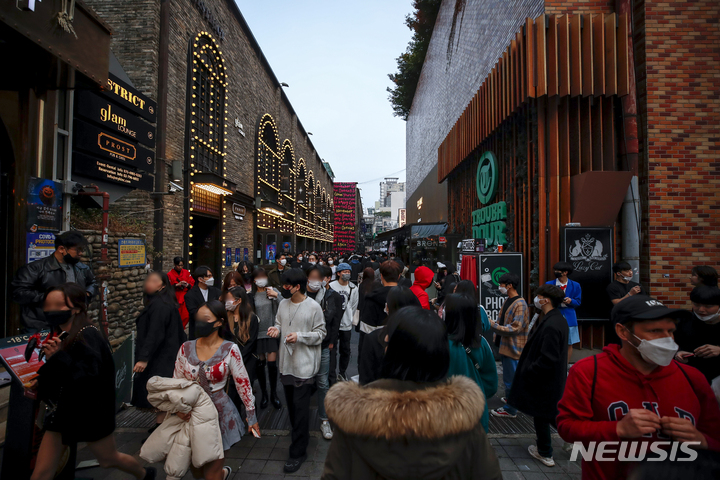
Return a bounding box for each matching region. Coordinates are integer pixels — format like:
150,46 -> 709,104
490,407 -> 517,418
528,445 -> 555,467
320,420 -> 333,440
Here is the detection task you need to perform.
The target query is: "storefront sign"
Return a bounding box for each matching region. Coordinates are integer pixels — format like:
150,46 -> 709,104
563,227 -> 614,320
471,151 -> 506,246
73,152 -> 153,191
476,151 -> 498,203
101,74 -> 157,123
265,244 -> 276,261
399,208 -> 407,227
478,253 -> 523,322
74,119 -> 154,173
333,182 -> 357,253
112,335 -> 133,412
75,90 -> 155,147
26,232 -> 56,263
118,239 -> 146,268
26,177 -> 63,232
232,203 -> 245,220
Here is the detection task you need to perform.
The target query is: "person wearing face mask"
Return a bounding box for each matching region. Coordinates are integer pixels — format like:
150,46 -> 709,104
546,261 -> 582,363
132,271 -> 187,430
31,283 -> 155,480
489,273 -> 529,419
268,254 -> 288,289
329,263 -> 359,383
557,295 -> 720,480
249,268 -> 282,409
328,256 -> 337,280
168,257 -> 195,329
607,261 -> 645,306
173,300 -> 260,480
267,268 -> 326,473
235,261 -> 255,292
12,230 -> 96,333
506,286 -> 568,467
674,285 -> 720,383
224,287 -> 259,411
184,266 -> 221,340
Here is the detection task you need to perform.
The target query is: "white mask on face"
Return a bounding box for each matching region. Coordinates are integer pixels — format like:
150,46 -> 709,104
630,333 -> 678,367
694,310 -> 720,323
499,286 -> 508,295
308,280 -> 322,291
329,260 -> 334,265
321,280 -> 328,288
309,261 -> 317,265
205,277 -> 215,287
533,296 -> 546,310
623,275 -> 634,282
280,259 -> 287,266
225,300 -> 237,312
255,278 -> 268,288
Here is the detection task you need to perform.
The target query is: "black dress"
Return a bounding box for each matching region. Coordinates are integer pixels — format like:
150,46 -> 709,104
132,296 -> 187,409
228,314 -> 259,411
37,324 -> 116,444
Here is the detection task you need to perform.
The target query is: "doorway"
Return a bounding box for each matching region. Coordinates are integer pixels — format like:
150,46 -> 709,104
190,215 -> 220,277
0,118 -> 14,336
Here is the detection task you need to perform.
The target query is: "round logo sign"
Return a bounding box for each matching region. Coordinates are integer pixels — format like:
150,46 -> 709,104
492,266 -> 509,286
476,151 -> 498,204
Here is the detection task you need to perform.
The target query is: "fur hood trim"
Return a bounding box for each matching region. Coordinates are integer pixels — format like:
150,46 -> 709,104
325,376 -> 485,440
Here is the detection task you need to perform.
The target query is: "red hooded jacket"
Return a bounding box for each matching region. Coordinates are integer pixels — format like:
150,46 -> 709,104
411,266 -> 434,310
557,344 -> 720,480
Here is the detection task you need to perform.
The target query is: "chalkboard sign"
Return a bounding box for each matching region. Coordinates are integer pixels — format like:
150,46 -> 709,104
563,227 -> 614,321
478,253 -> 524,322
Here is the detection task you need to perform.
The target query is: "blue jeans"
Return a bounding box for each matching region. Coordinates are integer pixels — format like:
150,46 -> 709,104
316,347 -> 330,420
501,355 -> 519,415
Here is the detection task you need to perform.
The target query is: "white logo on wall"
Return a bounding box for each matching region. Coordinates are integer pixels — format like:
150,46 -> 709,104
569,234 -> 608,262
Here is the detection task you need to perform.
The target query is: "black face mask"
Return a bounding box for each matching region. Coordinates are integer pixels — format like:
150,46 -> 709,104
194,321 -> 220,338
63,253 -> 80,266
44,310 -> 73,327
281,287 -> 294,299
554,271 -> 564,278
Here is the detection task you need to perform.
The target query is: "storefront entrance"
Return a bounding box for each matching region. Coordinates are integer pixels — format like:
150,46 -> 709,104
0,119 -> 14,336
190,214 -> 221,276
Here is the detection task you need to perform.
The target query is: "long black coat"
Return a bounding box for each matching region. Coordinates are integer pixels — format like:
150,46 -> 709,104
132,296 -> 186,408
184,285 -> 221,339
508,308 -> 568,419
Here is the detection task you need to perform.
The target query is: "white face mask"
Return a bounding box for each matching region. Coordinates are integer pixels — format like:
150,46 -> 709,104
329,260 -> 334,265
298,257 -> 303,262
630,333 -> 678,367
321,280 -> 328,288
308,280 -> 322,291
204,277 -> 215,287
533,296 -> 546,310
279,259 -> 287,266
499,286 -> 508,295
255,278 -> 268,288
623,275 -> 634,282
225,300 -> 238,312
694,310 -> 720,323
309,261 -> 317,265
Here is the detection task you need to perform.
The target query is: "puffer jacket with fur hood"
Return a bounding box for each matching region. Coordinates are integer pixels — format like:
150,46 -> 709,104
322,376 -> 502,480
139,376 -> 223,480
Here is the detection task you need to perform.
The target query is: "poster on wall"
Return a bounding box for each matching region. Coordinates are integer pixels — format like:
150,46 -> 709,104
27,177 -> 63,232
225,248 -> 231,267
235,248 -> 241,263
478,253 -> 523,322
26,232 -> 56,263
333,182 -> 357,254
118,239 -> 146,268
243,248 -> 249,262
563,227 -> 614,321
265,244 -> 276,262
282,242 -> 291,253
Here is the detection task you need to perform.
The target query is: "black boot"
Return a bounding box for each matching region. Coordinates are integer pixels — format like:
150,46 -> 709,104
256,360 -> 268,409
268,361 -> 282,409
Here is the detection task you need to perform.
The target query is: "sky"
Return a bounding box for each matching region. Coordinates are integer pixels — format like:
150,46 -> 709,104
235,1 -> 413,210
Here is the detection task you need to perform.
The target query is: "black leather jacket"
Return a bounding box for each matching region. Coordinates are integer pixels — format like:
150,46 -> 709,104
12,254 -> 96,332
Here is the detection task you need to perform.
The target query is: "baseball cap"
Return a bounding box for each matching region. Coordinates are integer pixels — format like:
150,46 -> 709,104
437,262 -> 447,269
337,263 -> 352,272
611,295 -> 690,325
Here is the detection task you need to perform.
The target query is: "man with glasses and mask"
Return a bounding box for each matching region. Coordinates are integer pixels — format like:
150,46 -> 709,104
674,285 -> 720,384
12,230 -> 96,333
557,295 -> 720,480
607,261 -> 645,306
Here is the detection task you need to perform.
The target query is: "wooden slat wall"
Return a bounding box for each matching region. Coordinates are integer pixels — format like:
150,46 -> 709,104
438,12 -> 630,182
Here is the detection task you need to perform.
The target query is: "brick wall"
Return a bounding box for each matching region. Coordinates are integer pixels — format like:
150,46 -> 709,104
545,0 -> 614,14
406,0 -> 544,199
640,0 -> 720,306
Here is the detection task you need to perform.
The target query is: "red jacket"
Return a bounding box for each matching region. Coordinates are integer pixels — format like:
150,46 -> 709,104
410,266 -> 434,310
557,344 -> 720,480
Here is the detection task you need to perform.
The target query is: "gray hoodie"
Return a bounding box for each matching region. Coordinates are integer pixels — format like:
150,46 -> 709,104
274,296 -> 326,380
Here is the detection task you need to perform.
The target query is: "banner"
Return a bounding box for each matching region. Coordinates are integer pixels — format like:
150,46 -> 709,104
333,182 -> 357,253
112,335 -> 134,412
27,177 -> 63,232
118,239 -> 146,268
563,227 -> 614,320
478,253 -> 524,322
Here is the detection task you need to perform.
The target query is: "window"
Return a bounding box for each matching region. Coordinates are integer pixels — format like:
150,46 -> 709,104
188,33 -> 227,175
296,163 -> 306,204
280,141 -> 293,195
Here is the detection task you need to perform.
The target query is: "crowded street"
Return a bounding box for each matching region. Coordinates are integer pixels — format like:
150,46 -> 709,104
0,1 -> 718,480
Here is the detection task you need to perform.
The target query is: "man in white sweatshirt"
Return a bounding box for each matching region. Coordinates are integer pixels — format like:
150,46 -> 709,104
268,268 -> 326,473
329,262 -> 359,383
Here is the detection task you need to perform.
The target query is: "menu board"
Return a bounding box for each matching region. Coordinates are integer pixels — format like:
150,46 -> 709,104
333,182 -> 357,253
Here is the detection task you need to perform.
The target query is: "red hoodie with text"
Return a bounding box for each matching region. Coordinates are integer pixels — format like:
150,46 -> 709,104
557,344 -> 720,480
410,266 -> 434,310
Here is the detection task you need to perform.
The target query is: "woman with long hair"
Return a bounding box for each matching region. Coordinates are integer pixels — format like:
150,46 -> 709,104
357,267 -> 377,321
249,267 -> 281,409
358,286 -> 420,385
132,271 -> 187,429
224,287 -> 259,411
221,271 -> 243,296
444,293 -> 498,432
173,300 -> 260,480
324,306 -> 502,479
236,261 -> 255,292
32,283 -> 154,480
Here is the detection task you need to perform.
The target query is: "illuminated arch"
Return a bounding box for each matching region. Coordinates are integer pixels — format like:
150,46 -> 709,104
256,114 -> 280,194
280,139 -> 294,196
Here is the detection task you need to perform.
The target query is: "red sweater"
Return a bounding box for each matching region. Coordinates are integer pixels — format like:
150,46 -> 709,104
557,344 -> 720,480
410,266 -> 433,310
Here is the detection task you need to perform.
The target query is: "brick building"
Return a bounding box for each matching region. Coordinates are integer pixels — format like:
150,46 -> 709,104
406,0 -> 719,343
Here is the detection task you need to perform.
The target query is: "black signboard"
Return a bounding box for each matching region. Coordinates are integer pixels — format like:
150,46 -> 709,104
72,152 -> 153,191
478,253 -> 524,322
75,90 -> 156,147
100,73 -> 157,123
74,118 -> 154,173
563,227 -> 614,321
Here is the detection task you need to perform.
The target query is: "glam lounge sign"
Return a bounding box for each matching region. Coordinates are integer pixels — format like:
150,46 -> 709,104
471,151 -> 507,246
75,90 -> 156,148
74,119 -> 154,173
101,73 -> 157,123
